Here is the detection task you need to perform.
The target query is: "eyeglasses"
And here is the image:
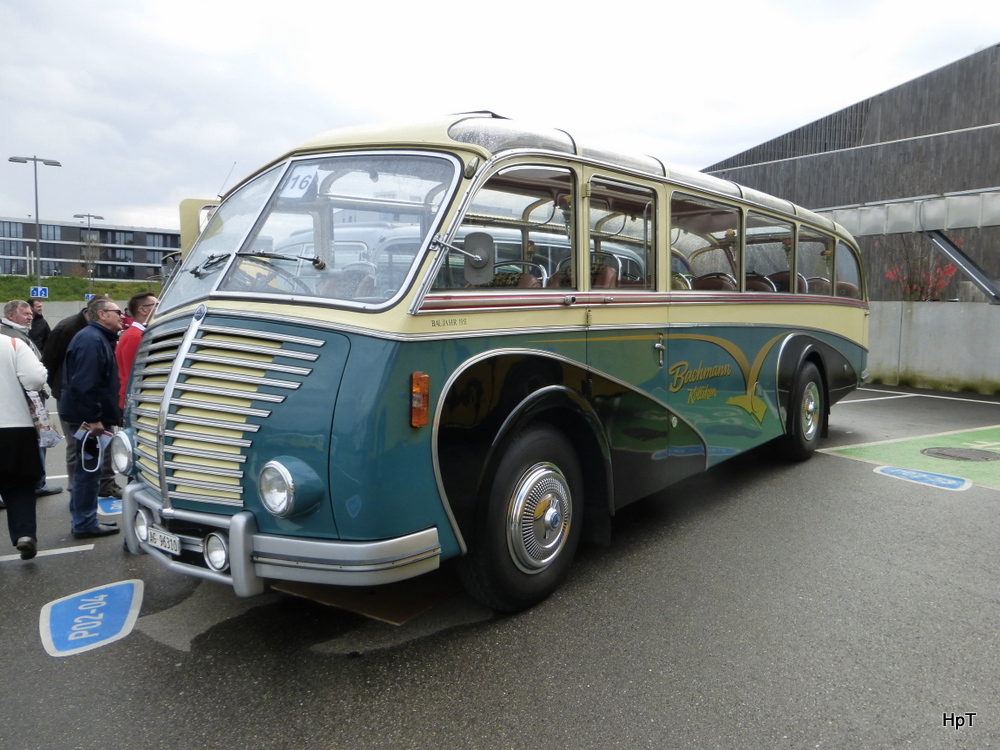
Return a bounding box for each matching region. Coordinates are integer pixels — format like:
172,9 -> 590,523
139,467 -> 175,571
139,302 -> 159,310
102,308 -> 125,316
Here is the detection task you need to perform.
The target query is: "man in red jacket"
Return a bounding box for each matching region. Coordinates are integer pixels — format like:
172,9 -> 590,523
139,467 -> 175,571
116,293 -> 158,410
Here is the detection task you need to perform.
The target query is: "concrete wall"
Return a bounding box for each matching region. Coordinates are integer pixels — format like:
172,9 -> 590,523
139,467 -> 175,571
868,302 -> 1000,393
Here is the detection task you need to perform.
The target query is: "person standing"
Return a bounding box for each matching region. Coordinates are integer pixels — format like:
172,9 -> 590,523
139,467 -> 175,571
116,293 -> 158,409
42,296 -> 118,498
59,297 -> 124,538
0,335 -> 48,559
28,299 -> 50,352
1,300 -> 62,497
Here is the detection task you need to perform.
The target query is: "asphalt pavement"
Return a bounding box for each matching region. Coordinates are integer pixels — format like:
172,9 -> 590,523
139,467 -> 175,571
1,385 -> 998,750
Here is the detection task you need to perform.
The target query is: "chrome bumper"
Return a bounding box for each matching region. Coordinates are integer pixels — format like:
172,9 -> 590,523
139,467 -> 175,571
122,483 -> 441,597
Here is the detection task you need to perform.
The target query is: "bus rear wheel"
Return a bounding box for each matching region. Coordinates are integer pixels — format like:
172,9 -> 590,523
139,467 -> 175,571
783,361 -> 824,461
458,425 -> 582,612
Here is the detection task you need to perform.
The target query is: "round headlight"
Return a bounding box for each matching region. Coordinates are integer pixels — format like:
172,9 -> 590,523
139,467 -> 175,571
134,508 -> 151,542
203,532 -> 230,572
259,461 -> 295,517
110,431 -> 135,476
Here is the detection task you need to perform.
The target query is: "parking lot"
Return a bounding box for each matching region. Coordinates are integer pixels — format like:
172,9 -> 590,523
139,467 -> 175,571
1,385 -> 998,749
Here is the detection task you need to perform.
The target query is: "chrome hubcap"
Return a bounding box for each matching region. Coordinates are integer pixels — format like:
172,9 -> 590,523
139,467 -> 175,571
507,462 -> 572,574
801,382 -> 820,441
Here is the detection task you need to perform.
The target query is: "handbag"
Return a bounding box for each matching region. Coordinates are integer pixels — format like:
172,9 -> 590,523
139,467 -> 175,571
10,337 -> 63,448
25,389 -> 64,448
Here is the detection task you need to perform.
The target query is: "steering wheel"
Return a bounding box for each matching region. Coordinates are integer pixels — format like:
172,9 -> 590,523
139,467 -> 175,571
230,255 -> 314,296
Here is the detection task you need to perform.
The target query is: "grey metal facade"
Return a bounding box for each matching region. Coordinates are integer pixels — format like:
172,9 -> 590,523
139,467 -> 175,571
705,44 -> 1000,301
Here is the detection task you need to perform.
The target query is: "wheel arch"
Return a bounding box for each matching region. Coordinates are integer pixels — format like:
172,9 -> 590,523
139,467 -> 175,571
776,335 -> 830,438
434,351 -> 614,552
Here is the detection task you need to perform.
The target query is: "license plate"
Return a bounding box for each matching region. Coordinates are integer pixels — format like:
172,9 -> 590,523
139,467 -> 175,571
147,526 -> 181,556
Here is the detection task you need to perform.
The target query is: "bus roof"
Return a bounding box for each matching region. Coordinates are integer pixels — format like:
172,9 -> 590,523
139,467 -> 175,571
267,112 -> 849,240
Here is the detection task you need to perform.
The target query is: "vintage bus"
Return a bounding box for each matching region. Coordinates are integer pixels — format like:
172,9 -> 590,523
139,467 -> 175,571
113,113 -> 868,612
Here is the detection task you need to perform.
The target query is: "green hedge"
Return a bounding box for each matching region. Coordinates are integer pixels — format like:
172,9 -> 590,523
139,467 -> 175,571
0,276 -> 161,303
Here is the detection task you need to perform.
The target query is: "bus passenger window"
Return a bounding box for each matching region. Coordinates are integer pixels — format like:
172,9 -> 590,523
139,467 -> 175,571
746,212 -> 799,292
435,166 -> 576,291
670,193 -> 739,291
835,241 -> 863,298
589,179 -> 656,289
799,229 -> 835,295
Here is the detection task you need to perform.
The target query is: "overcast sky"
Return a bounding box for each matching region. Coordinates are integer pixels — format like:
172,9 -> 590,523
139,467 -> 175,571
2,0 -> 999,231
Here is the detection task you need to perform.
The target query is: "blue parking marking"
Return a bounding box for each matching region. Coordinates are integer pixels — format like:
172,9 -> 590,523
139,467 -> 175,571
874,466 -> 972,491
39,580 -> 144,657
98,497 -> 122,515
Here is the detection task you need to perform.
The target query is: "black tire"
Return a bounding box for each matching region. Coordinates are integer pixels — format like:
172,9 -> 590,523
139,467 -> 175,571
783,361 -> 824,461
458,425 -> 583,612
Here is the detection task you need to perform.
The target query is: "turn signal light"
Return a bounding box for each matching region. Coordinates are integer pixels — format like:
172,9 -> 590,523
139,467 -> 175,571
411,372 -> 430,427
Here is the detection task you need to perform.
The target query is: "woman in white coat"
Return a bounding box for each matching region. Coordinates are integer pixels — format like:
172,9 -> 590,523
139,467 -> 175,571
0,335 -> 47,559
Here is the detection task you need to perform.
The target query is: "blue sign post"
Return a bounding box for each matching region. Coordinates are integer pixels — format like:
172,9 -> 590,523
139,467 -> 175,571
40,580 -> 144,657
30,286 -> 49,299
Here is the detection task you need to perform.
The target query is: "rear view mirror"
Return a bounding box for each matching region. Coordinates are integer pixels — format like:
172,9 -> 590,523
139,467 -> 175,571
161,251 -> 181,284
462,232 -> 495,285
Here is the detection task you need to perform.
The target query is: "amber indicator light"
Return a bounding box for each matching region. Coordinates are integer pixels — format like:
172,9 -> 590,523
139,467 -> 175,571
411,372 -> 430,427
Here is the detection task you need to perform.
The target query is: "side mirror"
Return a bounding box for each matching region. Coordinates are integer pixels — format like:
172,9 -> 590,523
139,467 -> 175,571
462,232 -> 495,285
161,251 -> 181,283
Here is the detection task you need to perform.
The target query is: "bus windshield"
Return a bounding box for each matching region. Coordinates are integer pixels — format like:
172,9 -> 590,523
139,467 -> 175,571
161,152 -> 458,312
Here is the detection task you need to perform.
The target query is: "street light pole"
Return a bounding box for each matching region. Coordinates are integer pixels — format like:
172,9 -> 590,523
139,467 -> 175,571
74,213 -> 105,295
8,155 -> 62,280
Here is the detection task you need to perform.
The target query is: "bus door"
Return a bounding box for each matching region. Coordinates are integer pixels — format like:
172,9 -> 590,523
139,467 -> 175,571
667,193 -> 775,465
582,176 -> 680,504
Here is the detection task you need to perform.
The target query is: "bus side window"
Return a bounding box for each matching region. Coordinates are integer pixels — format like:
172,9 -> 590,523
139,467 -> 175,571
835,241 -> 863,299
746,212 -> 799,292
670,193 -> 739,291
799,229 -> 835,295
589,179 -> 656,290
435,166 -> 577,291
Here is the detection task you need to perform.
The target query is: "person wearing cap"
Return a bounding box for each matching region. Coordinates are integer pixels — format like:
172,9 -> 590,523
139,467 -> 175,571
58,297 -> 125,538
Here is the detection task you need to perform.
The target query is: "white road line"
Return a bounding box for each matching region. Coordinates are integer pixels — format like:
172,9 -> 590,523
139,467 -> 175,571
819,423 -> 1000,452
0,544 -> 94,563
840,394 -> 917,404
846,388 -> 1000,406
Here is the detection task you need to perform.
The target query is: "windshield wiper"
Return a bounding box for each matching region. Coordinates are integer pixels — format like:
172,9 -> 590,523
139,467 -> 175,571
188,252 -> 232,278
237,250 -> 326,269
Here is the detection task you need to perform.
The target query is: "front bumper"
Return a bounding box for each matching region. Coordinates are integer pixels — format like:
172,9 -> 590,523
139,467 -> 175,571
122,483 -> 441,597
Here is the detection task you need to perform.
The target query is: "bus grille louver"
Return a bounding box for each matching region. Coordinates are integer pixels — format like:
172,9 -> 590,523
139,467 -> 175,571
128,322 -> 323,509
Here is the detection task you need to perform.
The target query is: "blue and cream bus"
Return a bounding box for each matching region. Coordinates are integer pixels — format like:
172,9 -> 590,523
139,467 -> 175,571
113,113 -> 868,611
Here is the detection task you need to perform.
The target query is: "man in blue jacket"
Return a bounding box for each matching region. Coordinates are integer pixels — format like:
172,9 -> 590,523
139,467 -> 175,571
59,297 -> 125,538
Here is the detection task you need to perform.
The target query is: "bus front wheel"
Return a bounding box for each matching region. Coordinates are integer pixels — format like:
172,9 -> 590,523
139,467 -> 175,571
783,361 -> 824,461
458,425 -> 582,612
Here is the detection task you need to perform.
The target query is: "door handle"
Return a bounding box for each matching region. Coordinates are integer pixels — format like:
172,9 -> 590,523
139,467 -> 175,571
653,334 -> 665,368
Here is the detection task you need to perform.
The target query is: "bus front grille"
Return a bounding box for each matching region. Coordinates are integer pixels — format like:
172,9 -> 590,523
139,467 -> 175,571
128,320 -> 323,509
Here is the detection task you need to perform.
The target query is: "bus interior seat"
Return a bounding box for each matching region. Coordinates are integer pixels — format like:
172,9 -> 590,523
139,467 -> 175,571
807,277 -> 832,295
745,273 -> 777,292
836,281 -> 861,299
766,271 -> 808,292
691,273 -> 738,291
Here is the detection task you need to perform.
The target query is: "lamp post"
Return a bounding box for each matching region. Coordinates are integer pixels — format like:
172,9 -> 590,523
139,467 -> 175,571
8,155 -> 62,280
74,213 -> 104,295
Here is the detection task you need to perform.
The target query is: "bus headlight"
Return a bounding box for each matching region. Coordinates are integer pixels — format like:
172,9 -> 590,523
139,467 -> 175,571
258,457 -> 323,518
134,508 -> 152,542
110,430 -> 136,476
203,532 -> 230,572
